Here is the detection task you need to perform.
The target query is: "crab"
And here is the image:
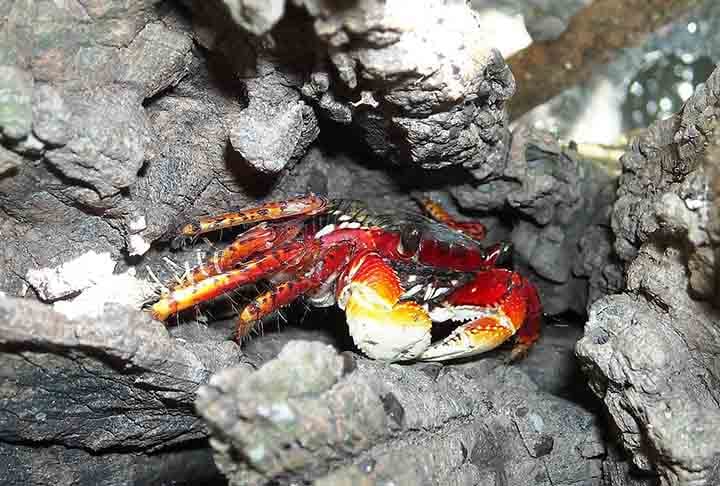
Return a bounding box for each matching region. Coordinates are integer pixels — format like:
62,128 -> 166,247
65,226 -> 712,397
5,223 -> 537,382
150,194 -> 542,362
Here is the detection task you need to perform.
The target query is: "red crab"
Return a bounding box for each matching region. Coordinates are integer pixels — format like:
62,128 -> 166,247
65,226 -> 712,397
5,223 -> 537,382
150,194 -> 542,361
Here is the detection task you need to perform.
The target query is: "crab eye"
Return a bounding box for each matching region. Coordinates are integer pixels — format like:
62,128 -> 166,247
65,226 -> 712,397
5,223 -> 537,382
398,224 -> 421,256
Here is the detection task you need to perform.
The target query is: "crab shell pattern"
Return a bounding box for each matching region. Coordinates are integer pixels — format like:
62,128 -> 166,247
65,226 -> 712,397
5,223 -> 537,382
150,194 -> 542,362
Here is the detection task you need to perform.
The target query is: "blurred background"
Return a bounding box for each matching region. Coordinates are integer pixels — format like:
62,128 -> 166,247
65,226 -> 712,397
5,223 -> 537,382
473,0 -> 718,145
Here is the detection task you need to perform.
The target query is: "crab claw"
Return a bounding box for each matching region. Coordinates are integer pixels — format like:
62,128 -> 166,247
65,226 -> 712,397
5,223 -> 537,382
337,251 -> 432,361
419,268 -> 541,361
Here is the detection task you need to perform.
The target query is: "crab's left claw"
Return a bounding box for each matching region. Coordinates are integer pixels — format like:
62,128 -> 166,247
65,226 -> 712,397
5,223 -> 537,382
419,269 -> 542,361
337,251 -> 433,362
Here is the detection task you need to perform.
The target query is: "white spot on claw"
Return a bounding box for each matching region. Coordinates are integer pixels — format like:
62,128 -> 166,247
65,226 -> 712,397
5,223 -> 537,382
402,284 -> 424,298
423,285 -> 435,302
315,224 -> 336,238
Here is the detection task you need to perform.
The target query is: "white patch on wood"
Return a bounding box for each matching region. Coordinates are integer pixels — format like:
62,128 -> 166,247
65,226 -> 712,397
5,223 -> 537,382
128,215 -> 147,233
26,251 -> 116,301
53,267 -> 157,320
128,234 -> 151,256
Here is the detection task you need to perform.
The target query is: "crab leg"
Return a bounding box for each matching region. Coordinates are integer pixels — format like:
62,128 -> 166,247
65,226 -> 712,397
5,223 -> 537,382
151,242 -> 310,321
415,195 -> 487,241
173,222 -> 303,289
419,268 -> 541,361
235,241 -> 355,338
336,251 -> 433,361
179,194 -> 327,237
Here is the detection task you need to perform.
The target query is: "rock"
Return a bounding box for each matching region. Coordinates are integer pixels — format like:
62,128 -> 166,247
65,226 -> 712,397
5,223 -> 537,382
25,250 -> 116,302
44,87 -> 150,198
579,64 -> 720,485
0,295 -> 239,450
0,3 -> 211,291
0,145 -> 22,176
223,0 -> 286,36
611,66 -> 720,277
0,158 -> 127,295
0,65 -> 33,141
52,267 -> 157,320
229,96 -> 318,174
602,443 -> 657,486
0,294 -> 240,484
212,0 -> 514,170
130,69 -> 237,243
0,442 -> 225,486
198,339 -> 604,486
452,126 -> 623,314
577,245 -> 720,483
31,83 -> 72,146
117,21 -> 194,99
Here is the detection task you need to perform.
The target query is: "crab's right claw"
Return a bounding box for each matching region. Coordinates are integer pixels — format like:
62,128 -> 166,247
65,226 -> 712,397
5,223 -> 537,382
337,251 -> 432,362
419,269 -> 541,361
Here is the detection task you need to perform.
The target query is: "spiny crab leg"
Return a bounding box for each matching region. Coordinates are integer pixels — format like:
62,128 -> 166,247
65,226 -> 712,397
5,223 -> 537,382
151,242 -> 310,321
419,268 -> 541,361
336,251 -> 433,361
179,193 -> 327,237
415,195 -> 487,241
172,222 -> 303,290
235,241 -> 355,339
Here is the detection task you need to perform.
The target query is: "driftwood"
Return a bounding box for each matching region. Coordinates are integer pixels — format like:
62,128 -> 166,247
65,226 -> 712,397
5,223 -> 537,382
578,65 -> 720,485
1,0 -> 717,485
507,0 -> 701,119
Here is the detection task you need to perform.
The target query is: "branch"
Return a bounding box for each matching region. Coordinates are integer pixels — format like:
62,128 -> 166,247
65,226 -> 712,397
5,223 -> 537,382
507,0 -> 701,120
